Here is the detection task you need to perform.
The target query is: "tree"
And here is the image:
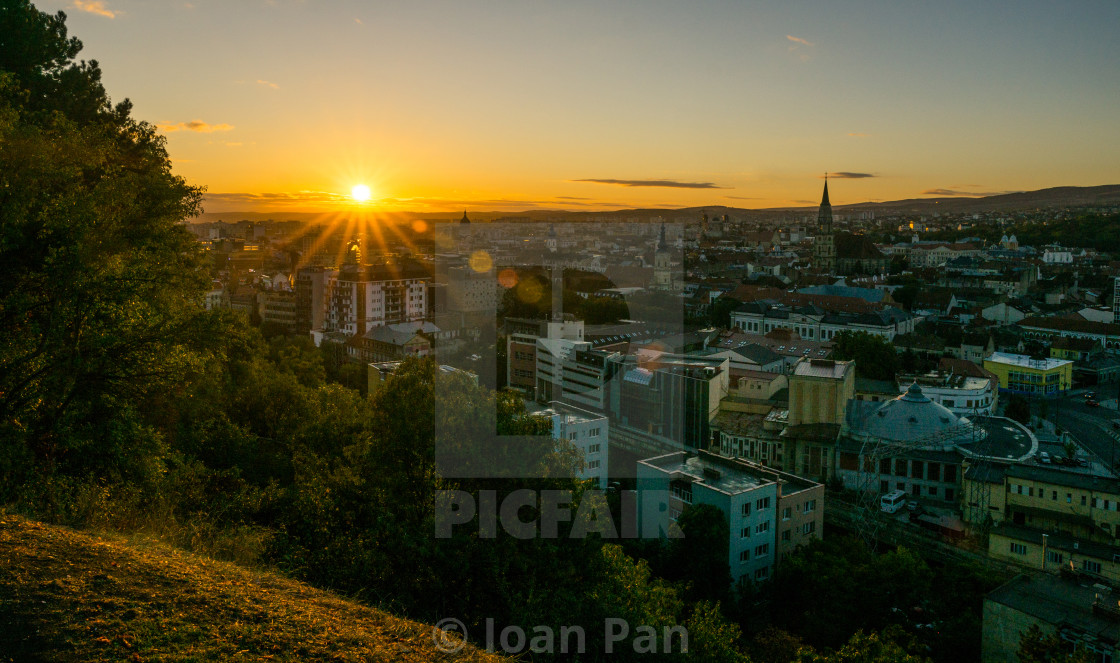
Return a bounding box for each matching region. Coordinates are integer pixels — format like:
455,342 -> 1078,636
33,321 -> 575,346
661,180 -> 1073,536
1017,624 -> 1093,663
1006,396 -> 1032,426
709,296 -> 741,329
831,331 -> 900,381
1,1 -> 213,489
663,503 -> 733,605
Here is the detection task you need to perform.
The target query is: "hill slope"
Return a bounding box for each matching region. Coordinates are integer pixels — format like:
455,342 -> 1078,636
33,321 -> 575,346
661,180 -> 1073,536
0,515 -> 499,662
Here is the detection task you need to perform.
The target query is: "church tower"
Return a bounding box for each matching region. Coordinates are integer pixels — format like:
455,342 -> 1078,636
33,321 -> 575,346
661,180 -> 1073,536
653,223 -> 674,290
812,177 -> 836,273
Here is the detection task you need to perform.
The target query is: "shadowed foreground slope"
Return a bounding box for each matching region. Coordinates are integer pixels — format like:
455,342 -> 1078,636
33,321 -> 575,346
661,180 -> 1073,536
0,515 -> 497,662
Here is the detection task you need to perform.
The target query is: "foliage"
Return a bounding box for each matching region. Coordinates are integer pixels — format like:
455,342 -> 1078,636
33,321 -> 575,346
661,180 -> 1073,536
661,503 -> 734,605
927,212 -> 1120,253
0,1 -> 216,491
1006,396 -> 1032,425
765,537 -> 1005,663
710,296 -> 741,329
1017,624 -> 1094,663
830,331 -> 901,381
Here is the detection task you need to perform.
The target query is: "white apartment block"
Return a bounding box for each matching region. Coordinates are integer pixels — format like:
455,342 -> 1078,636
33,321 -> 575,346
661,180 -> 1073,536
545,402 -> 608,488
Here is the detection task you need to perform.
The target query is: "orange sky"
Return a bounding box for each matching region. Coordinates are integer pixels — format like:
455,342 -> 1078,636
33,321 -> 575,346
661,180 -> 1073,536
43,0 -> 1120,214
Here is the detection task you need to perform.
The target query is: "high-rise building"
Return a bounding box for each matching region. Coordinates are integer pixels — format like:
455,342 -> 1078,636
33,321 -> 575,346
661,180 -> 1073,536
328,260 -> 431,337
637,450 -> 823,586
1113,276 -> 1120,322
295,266 -> 338,334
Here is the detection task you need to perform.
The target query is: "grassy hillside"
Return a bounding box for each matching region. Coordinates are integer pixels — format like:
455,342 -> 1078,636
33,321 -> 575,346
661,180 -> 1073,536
0,514 -> 500,662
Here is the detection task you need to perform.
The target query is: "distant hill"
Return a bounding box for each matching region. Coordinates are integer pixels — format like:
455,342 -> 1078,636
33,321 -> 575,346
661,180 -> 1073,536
0,515 -> 501,662
188,184 -> 1120,224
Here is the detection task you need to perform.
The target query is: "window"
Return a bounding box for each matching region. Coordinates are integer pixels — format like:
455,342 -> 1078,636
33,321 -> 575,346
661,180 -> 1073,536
927,463 -> 941,482
587,444 -> 600,454
895,459 -> 907,476
739,550 -> 750,563
756,521 -> 770,534
754,543 -> 770,557
782,530 -> 791,542
802,522 -> 816,535
754,567 -> 770,580
588,460 -> 600,470
671,483 -> 693,504
741,527 -> 751,539
782,507 -> 791,520
944,465 -> 957,483
1082,495 -> 1088,506
1010,542 -> 1028,555
569,432 -> 578,441
756,496 -> 771,510
910,461 -> 924,479
1046,550 -> 1063,564
946,489 -> 955,502
1084,560 -> 1103,574
804,500 -> 817,513
1067,493 -> 1072,504
929,486 -> 938,497
741,503 -> 751,517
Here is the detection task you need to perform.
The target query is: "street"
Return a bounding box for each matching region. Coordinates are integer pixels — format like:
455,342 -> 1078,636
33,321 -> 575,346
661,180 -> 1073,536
1041,390 -> 1120,470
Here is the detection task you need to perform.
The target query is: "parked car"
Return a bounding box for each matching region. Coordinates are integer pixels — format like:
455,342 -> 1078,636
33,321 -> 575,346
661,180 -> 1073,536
1087,400 -> 1101,408
1085,392 -> 1096,400
1039,451 -> 1052,464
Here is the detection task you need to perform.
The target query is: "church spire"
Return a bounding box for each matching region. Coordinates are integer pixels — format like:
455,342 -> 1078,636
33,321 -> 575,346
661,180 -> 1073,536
817,175 -> 833,234
657,222 -> 667,251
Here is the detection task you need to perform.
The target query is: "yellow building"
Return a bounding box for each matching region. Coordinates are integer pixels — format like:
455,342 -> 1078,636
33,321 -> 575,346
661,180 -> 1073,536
988,525 -> 1120,584
983,352 -> 1073,398
962,462 -> 1120,543
787,358 -> 855,426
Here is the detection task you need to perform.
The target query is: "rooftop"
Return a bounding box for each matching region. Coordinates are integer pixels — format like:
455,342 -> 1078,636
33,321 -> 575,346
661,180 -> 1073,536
986,352 -> 1073,371
793,358 -> 852,380
640,451 -> 775,495
986,573 -> 1120,644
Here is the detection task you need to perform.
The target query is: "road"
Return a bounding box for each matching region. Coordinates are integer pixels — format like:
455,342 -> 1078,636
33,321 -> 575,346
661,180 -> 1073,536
1040,390 -> 1120,470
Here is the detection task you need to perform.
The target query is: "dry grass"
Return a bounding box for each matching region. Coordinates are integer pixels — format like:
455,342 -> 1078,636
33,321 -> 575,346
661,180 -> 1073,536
0,514 -> 503,662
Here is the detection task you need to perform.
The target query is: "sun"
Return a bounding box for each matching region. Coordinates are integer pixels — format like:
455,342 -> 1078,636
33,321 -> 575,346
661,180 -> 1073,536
351,184 -> 372,202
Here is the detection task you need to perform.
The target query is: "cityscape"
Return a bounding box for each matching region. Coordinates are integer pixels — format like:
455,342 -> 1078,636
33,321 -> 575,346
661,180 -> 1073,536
4,1 -> 1120,662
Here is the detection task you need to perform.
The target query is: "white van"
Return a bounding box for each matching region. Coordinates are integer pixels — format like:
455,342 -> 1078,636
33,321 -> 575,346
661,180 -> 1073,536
880,490 -> 907,514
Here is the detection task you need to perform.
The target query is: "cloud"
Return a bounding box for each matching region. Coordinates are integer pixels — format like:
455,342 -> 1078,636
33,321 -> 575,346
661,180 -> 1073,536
573,178 -> 727,189
201,192 -> 635,212
156,120 -> 235,133
786,35 -> 814,47
920,188 -> 1016,197
819,172 -> 876,179
72,0 -> 117,18
256,79 -> 279,89
847,132 -> 869,138
724,195 -> 759,200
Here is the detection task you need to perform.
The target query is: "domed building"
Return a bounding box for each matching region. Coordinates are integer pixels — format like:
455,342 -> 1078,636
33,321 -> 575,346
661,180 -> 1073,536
836,382 -> 1036,504
858,383 -> 975,449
